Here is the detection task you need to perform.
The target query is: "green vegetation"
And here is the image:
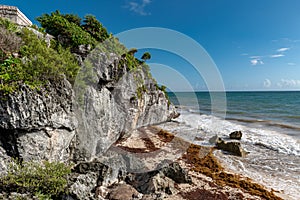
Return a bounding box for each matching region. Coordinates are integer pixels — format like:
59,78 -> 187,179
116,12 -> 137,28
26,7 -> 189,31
141,52 -> 151,61
136,84 -> 148,99
0,11 -> 161,102
82,15 -> 109,42
36,11 -> 109,48
156,84 -> 171,105
0,23 -> 80,94
37,11 -> 97,48
1,160 -> 71,199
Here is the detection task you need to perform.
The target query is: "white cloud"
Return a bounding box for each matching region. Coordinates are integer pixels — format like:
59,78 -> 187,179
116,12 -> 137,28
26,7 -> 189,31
263,79 -> 272,88
288,62 -> 296,66
125,0 -> 152,15
250,59 -> 264,65
249,56 -> 261,59
270,54 -> 285,58
277,79 -> 300,88
277,47 -> 290,52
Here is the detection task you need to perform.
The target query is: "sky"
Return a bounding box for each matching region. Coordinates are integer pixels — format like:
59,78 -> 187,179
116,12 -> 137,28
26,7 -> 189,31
2,0 -> 300,91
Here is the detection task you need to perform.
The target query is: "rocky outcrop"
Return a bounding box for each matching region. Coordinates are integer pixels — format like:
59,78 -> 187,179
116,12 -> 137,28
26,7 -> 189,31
73,52 -> 178,161
0,80 -> 76,175
0,49 -> 178,176
106,184 -> 141,200
229,131 -> 243,140
216,138 -> 248,157
67,160 -> 191,199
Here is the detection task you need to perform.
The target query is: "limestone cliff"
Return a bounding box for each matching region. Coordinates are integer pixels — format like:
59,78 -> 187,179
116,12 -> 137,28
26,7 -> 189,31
0,47 -> 178,173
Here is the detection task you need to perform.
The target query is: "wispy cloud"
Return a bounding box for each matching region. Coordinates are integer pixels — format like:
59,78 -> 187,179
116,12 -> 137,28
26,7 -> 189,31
249,56 -> 264,65
288,62 -> 296,66
125,0 -> 152,16
277,47 -> 290,52
250,59 -> 264,65
270,54 -> 285,58
263,79 -> 272,88
277,79 -> 300,88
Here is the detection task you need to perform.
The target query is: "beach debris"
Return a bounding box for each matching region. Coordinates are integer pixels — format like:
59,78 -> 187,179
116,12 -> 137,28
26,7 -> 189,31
209,135 -> 220,144
229,131 -> 243,140
216,138 -> 248,157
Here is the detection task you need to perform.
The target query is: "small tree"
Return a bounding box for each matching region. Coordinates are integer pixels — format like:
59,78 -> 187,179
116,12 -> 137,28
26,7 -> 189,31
63,13 -> 82,26
82,15 -> 109,42
141,52 -> 151,61
128,48 -> 138,56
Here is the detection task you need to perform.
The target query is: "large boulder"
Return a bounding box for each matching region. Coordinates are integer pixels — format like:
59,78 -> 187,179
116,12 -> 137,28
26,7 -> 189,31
125,162 -> 191,195
216,138 -> 247,157
229,131 -> 243,140
106,184 -> 141,200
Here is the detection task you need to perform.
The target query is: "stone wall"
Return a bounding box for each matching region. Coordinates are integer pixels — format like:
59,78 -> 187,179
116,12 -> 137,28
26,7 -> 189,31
0,5 -> 32,26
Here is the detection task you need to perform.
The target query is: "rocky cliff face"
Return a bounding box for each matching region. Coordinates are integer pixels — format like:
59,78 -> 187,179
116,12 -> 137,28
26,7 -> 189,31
0,50 -> 178,174
73,52 -> 178,161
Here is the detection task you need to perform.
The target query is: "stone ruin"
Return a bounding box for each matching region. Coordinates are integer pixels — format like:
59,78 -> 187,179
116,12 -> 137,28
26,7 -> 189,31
0,5 -> 32,26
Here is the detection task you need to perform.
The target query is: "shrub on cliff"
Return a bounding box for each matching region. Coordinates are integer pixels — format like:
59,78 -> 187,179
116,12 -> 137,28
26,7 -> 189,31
37,11 -> 97,48
0,27 -> 80,94
37,11 -> 109,48
1,160 -> 71,199
82,15 -> 109,42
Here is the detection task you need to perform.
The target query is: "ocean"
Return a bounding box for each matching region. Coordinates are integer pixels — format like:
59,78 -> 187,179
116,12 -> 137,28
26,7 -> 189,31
166,91 -> 300,200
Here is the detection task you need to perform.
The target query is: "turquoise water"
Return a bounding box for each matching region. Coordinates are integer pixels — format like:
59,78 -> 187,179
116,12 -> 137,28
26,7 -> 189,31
168,91 -> 300,138
167,91 -> 300,199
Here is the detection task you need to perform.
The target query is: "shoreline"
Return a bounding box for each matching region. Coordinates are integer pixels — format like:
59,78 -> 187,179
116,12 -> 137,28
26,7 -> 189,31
114,125 -> 284,200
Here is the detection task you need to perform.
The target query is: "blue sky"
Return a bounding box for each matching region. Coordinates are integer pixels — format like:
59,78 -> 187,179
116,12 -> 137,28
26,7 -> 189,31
2,0 -> 300,91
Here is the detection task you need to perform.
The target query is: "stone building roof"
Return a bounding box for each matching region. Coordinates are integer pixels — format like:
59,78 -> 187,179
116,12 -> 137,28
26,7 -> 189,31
0,5 -> 32,26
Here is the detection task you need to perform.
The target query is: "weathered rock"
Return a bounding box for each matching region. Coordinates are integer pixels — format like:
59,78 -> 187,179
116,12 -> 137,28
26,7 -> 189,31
0,45 -> 178,199
69,172 -> 99,200
229,131 -> 243,140
107,184 -> 141,200
161,162 -> 192,184
124,162 -> 190,195
0,80 -> 76,131
73,52 -> 178,161
209,135 -> 220,144
126,172 -> 176,195
216,138 -> 247,157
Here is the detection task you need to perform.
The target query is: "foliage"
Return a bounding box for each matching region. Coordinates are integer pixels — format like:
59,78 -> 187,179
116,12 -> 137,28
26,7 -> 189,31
0,56 -> 23,94
0,27 -> 22,57
128,48 -> 138,56
64,13 -> 82,26
36,11 -> 96,48
141,52 -> 151,61
1,160 -> 71,198
0,28 -> 80,94
0,17 -> 20,32
156,84 -> 171,105
20,29 -> 80,83
0,18 -> 22,58
82,15 -> 109,42
96,36 -> 127,55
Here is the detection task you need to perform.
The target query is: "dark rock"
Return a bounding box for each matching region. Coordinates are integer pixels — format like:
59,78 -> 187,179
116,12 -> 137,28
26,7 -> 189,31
161,162 -> 192,184
229,131 -> 243,140
107,184 -> 141,200
216,138 -> 247,157
125,162 -> 190,195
